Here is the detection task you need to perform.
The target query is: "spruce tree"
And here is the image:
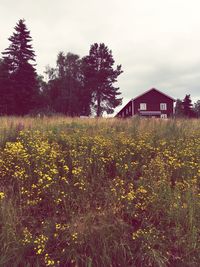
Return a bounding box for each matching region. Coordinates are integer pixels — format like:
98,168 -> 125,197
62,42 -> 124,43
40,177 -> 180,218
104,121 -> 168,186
83,43 -> 123,117
182,94 -> 193,118
2,19 -> 38,115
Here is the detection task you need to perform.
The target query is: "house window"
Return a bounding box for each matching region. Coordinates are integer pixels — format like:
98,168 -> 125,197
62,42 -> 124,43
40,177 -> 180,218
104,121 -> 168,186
161,114 -> 167,119
140,103 -> 147,110
160,103 -> 167,110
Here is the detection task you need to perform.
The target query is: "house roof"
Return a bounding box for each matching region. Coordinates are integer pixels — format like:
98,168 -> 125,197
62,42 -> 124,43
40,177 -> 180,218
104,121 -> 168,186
132,88 -> 176,101
115,100 -> 132,117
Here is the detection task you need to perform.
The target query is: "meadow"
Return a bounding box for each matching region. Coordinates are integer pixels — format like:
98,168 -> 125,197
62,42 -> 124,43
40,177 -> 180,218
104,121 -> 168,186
0,116 -> 199,267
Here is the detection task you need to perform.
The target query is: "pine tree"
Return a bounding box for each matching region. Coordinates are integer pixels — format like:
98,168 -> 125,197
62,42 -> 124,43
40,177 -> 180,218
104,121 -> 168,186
83,43 -> 123,117
0,59 -> 15,114
2,19 -> 38,115
182,94 -> 194,118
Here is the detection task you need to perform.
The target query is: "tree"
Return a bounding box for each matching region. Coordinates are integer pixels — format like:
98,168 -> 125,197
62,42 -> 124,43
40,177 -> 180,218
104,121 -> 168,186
2,19 -> 39,115
83,43 -> 123,117
46,52 -> 89,116
0,59 -> 15,114
182,94 -> 194,118
175,99 -> 184,118
194,100 -> 200,118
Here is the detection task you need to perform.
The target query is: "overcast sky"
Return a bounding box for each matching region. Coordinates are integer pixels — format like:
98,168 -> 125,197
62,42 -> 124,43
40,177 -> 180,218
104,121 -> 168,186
1,0 -> 200,112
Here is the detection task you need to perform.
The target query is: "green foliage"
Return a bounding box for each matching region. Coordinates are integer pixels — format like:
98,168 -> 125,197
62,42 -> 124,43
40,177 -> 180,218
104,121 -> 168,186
175,96 -> 198,119
0,59 -> 15,115
0,117 -> 200,266
45,43 -> 123,117
175,99 -> 184,118
45,52 -> 92,116
193,100 -> 200,118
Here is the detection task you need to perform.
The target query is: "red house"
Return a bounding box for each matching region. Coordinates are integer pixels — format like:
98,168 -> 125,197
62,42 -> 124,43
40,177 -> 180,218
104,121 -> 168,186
116,88 -> 175,118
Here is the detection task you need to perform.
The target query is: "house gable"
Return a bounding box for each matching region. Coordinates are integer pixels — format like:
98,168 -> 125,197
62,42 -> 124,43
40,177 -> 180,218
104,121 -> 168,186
133,88 -> 174,116
116,88 -> 175,118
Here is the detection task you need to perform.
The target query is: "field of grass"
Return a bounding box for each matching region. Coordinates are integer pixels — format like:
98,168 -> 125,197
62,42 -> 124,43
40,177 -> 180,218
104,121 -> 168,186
0,116 -> 199,267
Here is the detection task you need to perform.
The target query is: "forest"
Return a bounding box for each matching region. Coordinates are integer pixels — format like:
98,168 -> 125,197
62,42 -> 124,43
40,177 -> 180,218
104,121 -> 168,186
0,19 -> 122,117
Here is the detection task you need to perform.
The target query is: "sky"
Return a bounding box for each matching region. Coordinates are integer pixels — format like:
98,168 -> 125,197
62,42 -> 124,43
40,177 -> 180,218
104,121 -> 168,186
1,0 -> 200,113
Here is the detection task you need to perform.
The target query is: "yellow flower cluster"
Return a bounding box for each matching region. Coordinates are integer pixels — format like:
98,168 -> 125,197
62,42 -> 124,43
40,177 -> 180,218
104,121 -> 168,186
22,227 -> 32,245
0,192 -> 5,200
34,234 -> 48,255
0,118 -> 199,266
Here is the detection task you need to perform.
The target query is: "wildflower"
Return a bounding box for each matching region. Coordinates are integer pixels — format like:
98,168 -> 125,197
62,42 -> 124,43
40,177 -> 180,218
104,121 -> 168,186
0,192 -> 5,200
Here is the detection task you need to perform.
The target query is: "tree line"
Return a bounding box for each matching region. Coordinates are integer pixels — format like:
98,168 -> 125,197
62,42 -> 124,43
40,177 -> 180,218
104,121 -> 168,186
1,19 -> 200,118
175,94 -> 200,118
0,19 -> 122,116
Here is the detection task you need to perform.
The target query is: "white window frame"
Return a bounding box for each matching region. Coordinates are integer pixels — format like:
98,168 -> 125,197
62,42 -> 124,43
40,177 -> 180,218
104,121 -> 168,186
161,114 -> 167,119
140,103 -> 147,110
160,103 -> 167,110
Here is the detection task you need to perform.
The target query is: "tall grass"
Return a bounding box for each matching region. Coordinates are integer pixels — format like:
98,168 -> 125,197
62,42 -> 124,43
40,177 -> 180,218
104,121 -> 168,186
0,117 -> 199,266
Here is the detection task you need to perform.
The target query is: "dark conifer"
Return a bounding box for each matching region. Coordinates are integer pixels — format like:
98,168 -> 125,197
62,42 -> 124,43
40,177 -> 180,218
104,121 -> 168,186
0,59 -> 15,114
83,43 -> 123,117
2,19 -> 38,115
182,94 -> 194,118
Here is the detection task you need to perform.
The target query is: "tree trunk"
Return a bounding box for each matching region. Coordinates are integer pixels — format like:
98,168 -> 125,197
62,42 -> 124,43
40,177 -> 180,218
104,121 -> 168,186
97,93 -> 101,117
